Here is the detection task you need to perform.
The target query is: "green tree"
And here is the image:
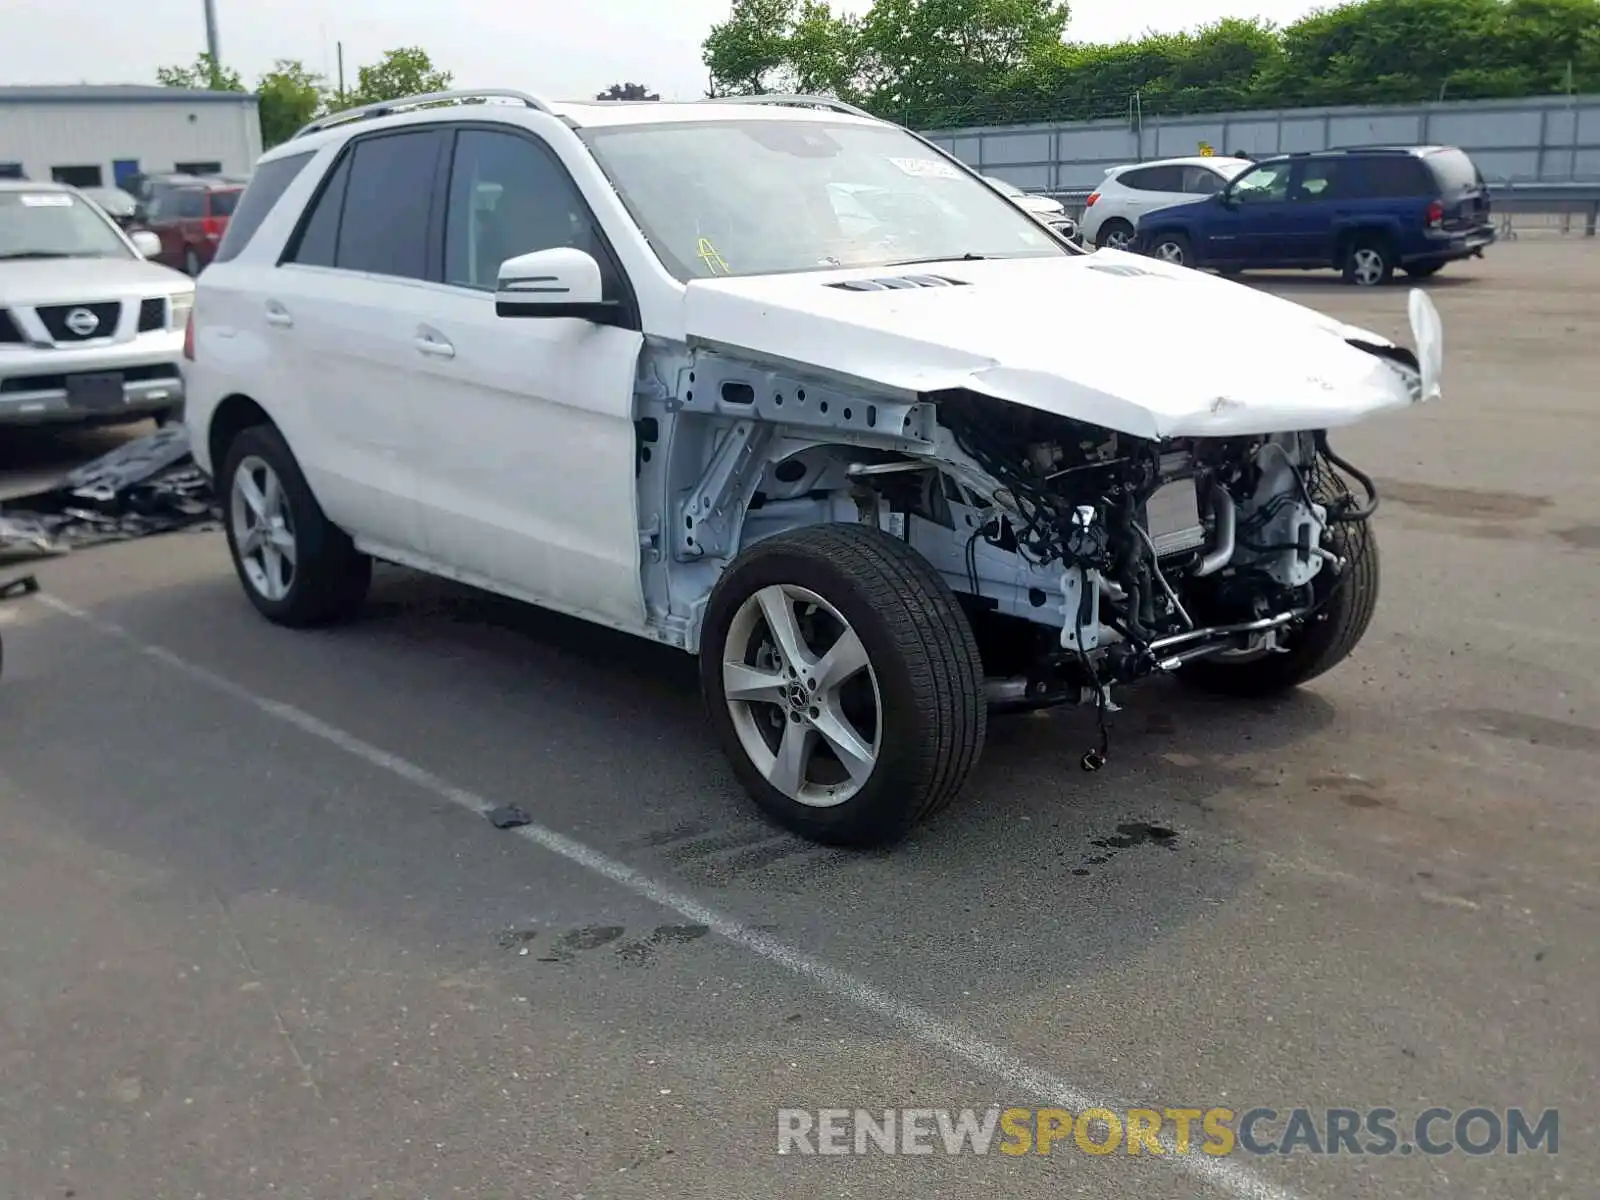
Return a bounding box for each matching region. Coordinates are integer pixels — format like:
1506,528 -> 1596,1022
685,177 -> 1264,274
255,61 -> 329,148
699,0 -> 1600,130
342,47 -> 453,108
155,52 -> 244,92
704,0 -> 798,94
597,82 -> 661,100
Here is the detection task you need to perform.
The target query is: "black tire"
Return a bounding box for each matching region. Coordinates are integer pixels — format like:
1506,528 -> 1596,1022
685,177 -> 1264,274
1341,234 -> 1394,286
699,523 -> 986,848
1095,218 -> 1135,250
1180,514 -> 1380,697
219,423 -> 371,627
1150,231 -> 1194,268
1405,261 -> 1445,278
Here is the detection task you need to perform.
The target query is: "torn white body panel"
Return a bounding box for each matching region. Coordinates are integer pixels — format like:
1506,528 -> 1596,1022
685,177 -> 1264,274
682,250 -> 1438,440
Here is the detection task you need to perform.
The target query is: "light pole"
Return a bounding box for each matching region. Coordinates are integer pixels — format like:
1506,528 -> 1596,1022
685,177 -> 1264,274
203,0 -> 222,87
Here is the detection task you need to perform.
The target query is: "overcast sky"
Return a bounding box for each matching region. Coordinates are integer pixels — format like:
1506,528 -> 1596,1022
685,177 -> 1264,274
9,0 -> 1325,101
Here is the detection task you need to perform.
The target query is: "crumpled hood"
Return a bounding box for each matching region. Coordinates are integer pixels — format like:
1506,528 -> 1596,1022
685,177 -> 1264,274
681,250 -> 1440,440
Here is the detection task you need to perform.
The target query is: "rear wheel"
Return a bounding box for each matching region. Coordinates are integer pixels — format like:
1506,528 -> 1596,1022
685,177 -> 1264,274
1342,236 -> 1394,286
699,523 -> 986,848
220,424 -> 371,627
1096,219 -> 1135,251
1180,514 -> 1379,697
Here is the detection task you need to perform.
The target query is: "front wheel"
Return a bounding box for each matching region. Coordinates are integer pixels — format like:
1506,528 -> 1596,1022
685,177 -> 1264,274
1180,515 -> 1380,697
699,523 -> 986,848
1150,232 -> 1194,268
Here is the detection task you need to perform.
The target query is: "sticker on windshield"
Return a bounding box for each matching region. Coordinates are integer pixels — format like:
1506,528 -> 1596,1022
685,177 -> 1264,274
19,194 -> 74,207
888,157 -> 960,179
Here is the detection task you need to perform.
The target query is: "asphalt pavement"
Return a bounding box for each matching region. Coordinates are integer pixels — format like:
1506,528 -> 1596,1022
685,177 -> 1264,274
2,241 -> 1596,1200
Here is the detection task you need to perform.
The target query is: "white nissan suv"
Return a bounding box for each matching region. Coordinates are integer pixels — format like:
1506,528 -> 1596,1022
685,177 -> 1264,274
184,90 -> 1443,848
1,180 -> 191,427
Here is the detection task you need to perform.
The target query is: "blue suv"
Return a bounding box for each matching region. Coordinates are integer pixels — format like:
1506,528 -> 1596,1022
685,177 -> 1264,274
1129,146 -> 1495,285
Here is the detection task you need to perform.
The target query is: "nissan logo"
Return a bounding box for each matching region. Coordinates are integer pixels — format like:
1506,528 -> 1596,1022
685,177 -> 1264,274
64,307 -> 101,336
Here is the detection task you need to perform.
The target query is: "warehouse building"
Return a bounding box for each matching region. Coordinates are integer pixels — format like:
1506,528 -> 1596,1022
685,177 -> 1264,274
0,84 -> 261,188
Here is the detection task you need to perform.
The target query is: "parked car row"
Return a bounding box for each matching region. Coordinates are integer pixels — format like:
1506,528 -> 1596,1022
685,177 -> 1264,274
1092,145 -> 1495,285
68,171 -> 251,277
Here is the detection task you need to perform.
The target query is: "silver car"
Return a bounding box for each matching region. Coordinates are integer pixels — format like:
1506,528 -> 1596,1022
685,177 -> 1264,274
0,180 -> 193,427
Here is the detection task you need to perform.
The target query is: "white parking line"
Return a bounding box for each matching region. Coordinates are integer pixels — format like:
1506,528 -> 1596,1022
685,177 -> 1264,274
39,592 -> 1300,1200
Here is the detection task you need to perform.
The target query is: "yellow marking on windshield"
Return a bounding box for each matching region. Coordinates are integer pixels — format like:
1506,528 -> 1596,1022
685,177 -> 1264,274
697,237 -> 732,275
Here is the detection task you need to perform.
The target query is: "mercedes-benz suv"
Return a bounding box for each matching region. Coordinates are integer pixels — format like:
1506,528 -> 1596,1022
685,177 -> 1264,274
183,90 -> 1442,848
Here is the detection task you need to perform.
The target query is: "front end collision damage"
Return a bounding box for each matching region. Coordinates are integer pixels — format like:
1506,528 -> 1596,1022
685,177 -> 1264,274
631,289 -> 1431,718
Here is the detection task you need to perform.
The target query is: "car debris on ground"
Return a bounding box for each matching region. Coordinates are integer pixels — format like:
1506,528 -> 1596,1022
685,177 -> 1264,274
0,427 -> 218,563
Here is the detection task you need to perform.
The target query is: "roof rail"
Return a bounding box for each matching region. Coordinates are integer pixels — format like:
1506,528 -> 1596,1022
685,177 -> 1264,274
291,88 -> 556,141
706,93 -> 879,122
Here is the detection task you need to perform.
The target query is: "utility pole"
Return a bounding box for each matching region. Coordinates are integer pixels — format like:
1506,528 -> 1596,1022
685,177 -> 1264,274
337,42 -> 346,106
202,0 -> 222,87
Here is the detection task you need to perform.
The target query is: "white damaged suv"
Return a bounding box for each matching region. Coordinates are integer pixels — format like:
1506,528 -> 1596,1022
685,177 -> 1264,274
183,90 -> 1443,847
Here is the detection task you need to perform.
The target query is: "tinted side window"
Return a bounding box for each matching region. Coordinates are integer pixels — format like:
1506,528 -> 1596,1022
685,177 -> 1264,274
1182,165 -> 1225,194
214,154 -> 315,263
334,130 -> 446,279
443,129 -> 607,291
1231,161 -> 1293,203
1119,165 -> 1184,192
174,189 -> 206,218
1367,157 -> 1429,197
286,152 -> 352,268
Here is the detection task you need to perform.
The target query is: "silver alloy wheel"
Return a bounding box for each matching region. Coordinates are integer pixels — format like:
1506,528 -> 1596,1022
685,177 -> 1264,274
1350,246 -> 1386,286
1155,240 -> 1186,264
1103,227 -> 1132,251
229,455 -> 297,602
721,583 -> 882,808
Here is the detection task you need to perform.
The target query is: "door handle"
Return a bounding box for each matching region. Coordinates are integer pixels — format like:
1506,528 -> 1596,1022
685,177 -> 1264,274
263,301 -> 292,328
413,329 -> 455,359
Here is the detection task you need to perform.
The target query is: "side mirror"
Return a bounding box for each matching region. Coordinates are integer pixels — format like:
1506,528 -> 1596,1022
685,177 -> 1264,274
495,247 -> 614,321
130,229 -> 161,258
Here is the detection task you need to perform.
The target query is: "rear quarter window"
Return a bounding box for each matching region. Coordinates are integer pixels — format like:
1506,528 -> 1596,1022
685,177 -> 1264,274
1332,156 -> 1431,199
1424,148 -> 1483,195
213,150 -> 315,263
1118,165 -> 1185,192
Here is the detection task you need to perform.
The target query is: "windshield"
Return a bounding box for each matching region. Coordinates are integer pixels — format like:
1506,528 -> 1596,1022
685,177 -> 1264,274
579,119 -> 1063,280
0,190 -> 133,259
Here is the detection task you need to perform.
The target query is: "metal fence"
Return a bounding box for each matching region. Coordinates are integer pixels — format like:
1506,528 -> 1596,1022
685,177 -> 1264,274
920,93 -> 1600,191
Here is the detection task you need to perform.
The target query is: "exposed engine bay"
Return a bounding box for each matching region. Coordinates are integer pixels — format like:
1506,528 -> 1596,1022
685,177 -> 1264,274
826,389 -> 1381,734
